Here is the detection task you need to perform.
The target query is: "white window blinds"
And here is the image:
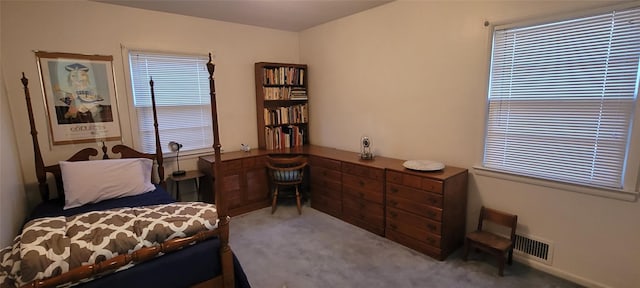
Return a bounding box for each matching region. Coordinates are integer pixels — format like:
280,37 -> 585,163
484,7 -> 640,189
128,51 -> 213,154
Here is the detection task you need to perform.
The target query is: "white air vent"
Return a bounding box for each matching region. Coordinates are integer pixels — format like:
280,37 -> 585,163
513,233 -> 554,265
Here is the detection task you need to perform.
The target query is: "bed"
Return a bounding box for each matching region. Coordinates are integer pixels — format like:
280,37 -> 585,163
0,55 -> 249,288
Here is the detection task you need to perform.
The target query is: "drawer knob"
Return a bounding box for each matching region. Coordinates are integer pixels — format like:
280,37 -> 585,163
359,192 -> 365,198
390,187 -> 398,193
427,224 -> 436,231
389,200 -> 398,207
389,211 -> 398,218
390,223 -> 397,230
359,180 -> 365,186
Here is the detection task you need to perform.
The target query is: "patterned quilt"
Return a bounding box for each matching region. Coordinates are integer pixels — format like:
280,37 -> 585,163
0,202 -> 218,288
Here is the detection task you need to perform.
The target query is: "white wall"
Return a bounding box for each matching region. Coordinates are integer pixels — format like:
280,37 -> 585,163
1,1 -> 299,209
3,0 -> 640,287
0,1 -> 27,247
300,1 -> 639,288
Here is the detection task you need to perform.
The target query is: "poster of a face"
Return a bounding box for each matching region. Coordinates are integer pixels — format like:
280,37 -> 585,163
36,52 -> 121,145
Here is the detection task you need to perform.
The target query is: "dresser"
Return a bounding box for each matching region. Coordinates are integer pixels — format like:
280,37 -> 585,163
385,165 -> 468,260
306,146 -> 394,237
198,145 -> 468,260
341,162 -> 385,236
309,155 -> 342,219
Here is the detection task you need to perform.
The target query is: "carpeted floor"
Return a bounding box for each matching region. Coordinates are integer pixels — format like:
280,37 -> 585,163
229,201 -> 582,288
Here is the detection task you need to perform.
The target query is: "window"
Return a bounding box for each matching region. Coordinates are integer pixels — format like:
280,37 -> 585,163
128,51 -> 213,154
483,7 -> 640,189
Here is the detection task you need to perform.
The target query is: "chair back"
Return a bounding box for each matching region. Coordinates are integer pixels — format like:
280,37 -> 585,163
266,155 -> 307,184
478,206 -> 518,241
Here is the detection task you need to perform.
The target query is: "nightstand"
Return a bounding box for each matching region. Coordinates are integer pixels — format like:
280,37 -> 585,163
168,170 -> 205,201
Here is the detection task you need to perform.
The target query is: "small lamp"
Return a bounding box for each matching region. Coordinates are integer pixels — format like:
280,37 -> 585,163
168,141 -> 186,176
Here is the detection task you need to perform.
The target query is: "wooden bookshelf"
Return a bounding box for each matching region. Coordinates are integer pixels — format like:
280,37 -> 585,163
255,62 -> 309,150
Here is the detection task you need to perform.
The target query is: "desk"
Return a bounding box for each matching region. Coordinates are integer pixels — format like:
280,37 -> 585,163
168,170 -> 205,201
198,144 -> 468,261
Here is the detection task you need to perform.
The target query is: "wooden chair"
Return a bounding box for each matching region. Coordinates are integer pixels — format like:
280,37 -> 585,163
463,206 -> 518,276
266,155 -> 307,214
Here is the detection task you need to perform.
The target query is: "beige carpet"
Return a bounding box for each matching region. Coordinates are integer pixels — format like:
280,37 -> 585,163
229,201 -> 582,288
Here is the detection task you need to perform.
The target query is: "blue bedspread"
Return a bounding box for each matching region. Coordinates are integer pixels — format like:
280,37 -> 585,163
26,185 -> 175,223
25,185 -> 250,288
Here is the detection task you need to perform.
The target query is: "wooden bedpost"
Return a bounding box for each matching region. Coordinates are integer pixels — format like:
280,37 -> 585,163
149,78 -> 166,188
101,142 -> 109,159
207,53 -> 234,288
21,73 -> 50,201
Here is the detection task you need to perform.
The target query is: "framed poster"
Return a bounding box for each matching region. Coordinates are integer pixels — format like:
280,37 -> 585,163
36,51 -> 122,145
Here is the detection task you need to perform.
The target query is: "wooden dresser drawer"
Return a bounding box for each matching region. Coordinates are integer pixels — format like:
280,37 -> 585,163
342,174 -> 383,204
222,159 -> 242,173
311,182 -> 341,201
242,156 -> 266,169
386,229 -> 442,260
342,195 -> 384,235
309,156 -> 341,170
387,219 -> 442,248
342,162 -> 384,179
386,170 -> 443,194
387,207 -> 441,235
387,183 -> 443,208
422,178 -> 443,194
343,195 -> 384,218
386,170 -> 421,189
311,166 -> 341,182
387,194 -> 442,221
311,193 -> 342,218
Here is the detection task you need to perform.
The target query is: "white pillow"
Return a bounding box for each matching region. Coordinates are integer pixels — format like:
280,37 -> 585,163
60,158 -> 156,210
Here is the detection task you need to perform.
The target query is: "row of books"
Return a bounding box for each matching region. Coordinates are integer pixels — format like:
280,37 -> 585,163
263,87 -> 308,100
264,126 -> 306,150
290,87 -> 307,99
263,104 -> 309,126
262,67 -> 305,86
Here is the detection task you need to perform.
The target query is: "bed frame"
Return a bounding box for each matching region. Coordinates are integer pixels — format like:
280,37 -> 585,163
19,54 -> 234,288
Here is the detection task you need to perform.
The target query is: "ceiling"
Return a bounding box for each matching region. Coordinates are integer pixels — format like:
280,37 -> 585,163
96,0 -> 394,32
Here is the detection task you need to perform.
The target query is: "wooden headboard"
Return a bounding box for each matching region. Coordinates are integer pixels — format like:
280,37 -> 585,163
20,73 -> 166,203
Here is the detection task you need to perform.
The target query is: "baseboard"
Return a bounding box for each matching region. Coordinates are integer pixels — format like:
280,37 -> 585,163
514,255 -> 610,288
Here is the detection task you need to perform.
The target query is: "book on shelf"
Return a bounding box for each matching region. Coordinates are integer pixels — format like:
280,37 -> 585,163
290,87 -> 308,100
263,104 -> 308,126
262,86 -> 307,100
264,125 -> 306,150
299,70 -> 304,85
262,67 -> 305,86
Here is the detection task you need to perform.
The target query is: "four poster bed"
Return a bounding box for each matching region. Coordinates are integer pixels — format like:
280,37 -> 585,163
0,55 -> 249,288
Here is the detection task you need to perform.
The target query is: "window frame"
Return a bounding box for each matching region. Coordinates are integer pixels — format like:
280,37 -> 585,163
121,47 -> 215,157
477,3 -> 640,201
